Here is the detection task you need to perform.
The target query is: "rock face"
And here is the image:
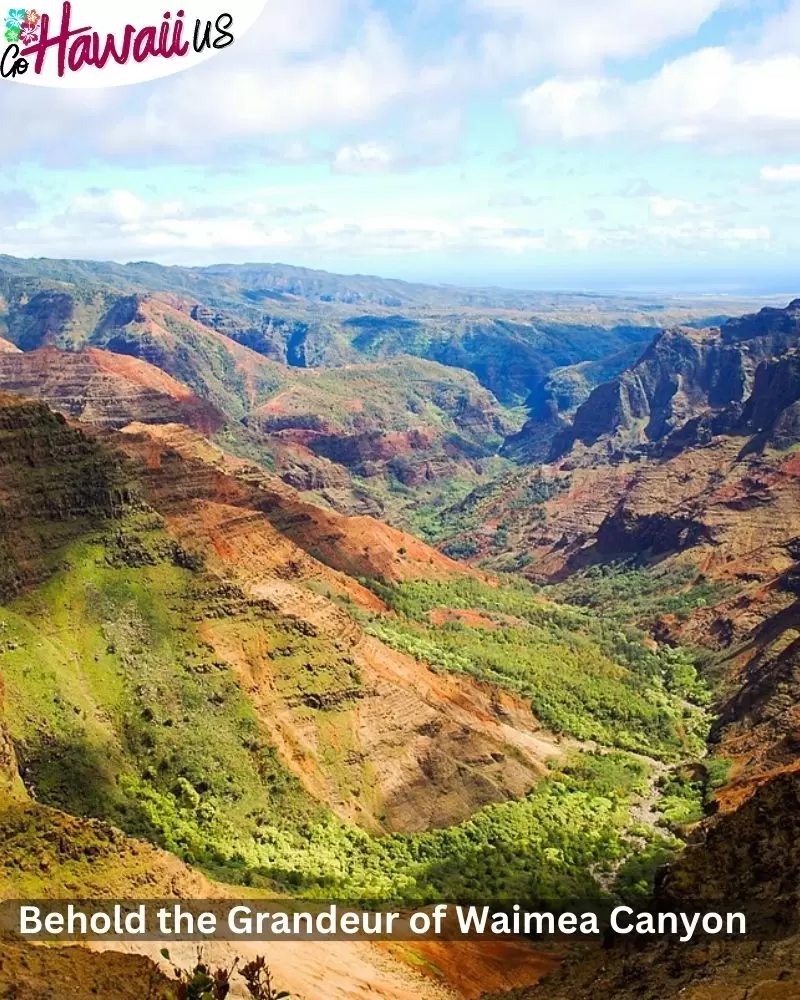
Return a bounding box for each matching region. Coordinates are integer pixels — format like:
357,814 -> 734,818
508,771 -> 800,1000
460,301 -> 800,585
0,393 -> 137,599
0,347 -> 225,433
0,337 -> 20,354
660,767 -> 800,908
738,348 -> 800,449
709,598 -> 800,790
554,300 -> 800,460
504,345 -> 645,462
595,508 -> 713,557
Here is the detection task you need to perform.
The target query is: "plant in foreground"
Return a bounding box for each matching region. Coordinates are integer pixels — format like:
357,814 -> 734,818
160,950 -> 292,1000
241,956 -> 292,1000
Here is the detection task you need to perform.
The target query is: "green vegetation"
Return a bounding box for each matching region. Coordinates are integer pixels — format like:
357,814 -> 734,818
398,464 -> 511,545
656,769 -> 707,828
560,751 -> 650,799
545,561 -> 735,629
442,538 -> 480,560
0,256 -> 760,938
0,399 -> 707,910
615,840 -> 679,899
0,519 -> 684,902
242,751 -> 674,903
363,577 -> 710,760
506,471 -> 572,509
402,467 -> 573,552
656,758 -> 733,832
0,521 -> 327,873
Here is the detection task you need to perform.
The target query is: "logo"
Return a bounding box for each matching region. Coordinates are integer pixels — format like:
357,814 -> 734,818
1,1 -> 267,87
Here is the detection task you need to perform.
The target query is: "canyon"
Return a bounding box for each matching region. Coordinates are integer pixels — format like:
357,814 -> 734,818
0,255 -> 798,1000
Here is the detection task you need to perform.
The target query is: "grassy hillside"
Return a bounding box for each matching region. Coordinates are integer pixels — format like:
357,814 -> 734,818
0,395 -> 694,907
1,520 -> 327,868
363,577 -> 709,759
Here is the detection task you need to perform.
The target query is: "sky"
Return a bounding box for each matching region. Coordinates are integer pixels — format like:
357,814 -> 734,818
3,0 -> 800,293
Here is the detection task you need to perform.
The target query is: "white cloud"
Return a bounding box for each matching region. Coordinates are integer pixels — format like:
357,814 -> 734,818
760,164 -> 800,183
332,142 -> 399,174
0,187 -> 550,260
647,220 -> 771,248
100,18 -> 423,156
305,212 -> 547,253
0,0 -> 797,271
0,186 -> 777,266
759,0 -> 800,56
68,190 -> 148,224
474,0 -> 726,73
518,48 -> 800,150
1,0 -> 794,175
519,78 -> 619,138
331,112 -> 463,174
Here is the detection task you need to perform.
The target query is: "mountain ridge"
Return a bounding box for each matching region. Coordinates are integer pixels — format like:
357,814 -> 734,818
547,300 -> 800,462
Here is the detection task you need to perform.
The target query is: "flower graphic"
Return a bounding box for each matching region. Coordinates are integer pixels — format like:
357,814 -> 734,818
18,20 -> 36,42
4,25 -> 19,42
4,8 -> 25,29
24,8 -> 38,26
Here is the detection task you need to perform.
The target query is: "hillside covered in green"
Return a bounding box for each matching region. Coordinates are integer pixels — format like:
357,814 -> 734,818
0,392 -> 698,908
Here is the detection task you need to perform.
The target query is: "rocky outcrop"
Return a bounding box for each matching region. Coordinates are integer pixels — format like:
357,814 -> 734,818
660,767 -> 800,908
555,300 -> 800,460
596,508 -> 713,557
738,349 -> 800,449
556,327 -> 747,455
706,598 -> 800,790
505,346 -> 644,462
506,771 -> 800,1000
0,337 -> 20,354
0,347 -> 225,433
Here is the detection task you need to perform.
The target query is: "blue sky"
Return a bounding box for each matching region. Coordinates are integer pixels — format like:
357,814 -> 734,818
3,0 -> 800,292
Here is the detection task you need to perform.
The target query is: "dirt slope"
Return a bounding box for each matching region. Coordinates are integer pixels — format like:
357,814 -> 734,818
116,422 -> 482,585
